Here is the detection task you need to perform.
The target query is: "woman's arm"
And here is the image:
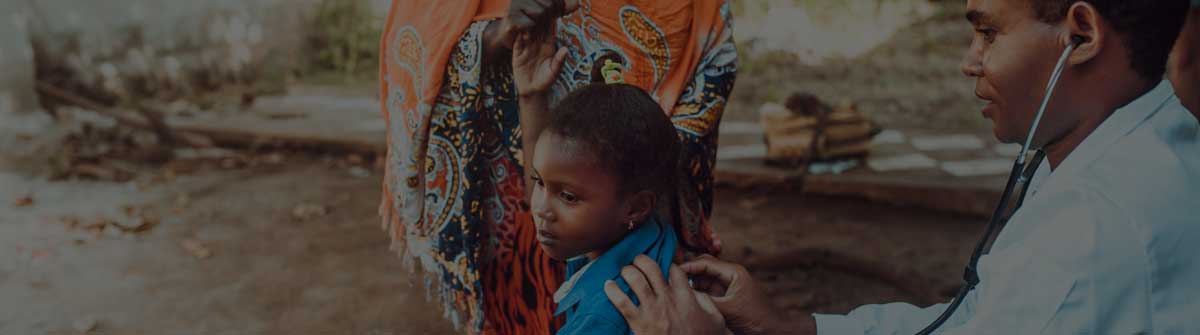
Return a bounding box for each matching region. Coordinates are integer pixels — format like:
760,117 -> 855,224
482,20 -> 512,62
667,6 -> 739,255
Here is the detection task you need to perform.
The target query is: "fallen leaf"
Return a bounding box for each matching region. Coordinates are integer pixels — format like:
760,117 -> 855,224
178,132 -> 214,148
220,158 -> 239,169
60,216 -> 81,228
163,159 -> 200,175
135,179 -> 156,191
121,205 -> 138,217
181,239 -> 212,259
264,153 -> 286,165
74,164 -> 117,180
81,218 -> 112,231
140,211 -> 161,227
112,212 -> 159,233
737,197 -> 769,210
292,203 -> 328,221
173,193 -> 191,214
14,195 -> 33,207
104,226 -> 123,238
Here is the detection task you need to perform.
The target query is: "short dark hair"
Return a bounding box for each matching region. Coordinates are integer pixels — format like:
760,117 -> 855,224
546,83 -> 680,197
1029,0 -> 1190,80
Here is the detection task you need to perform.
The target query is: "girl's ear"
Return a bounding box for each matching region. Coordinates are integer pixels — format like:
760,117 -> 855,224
623,190 -> 656,225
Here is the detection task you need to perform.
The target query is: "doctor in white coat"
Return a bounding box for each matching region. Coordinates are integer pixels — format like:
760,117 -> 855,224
605,0 -> 1200,334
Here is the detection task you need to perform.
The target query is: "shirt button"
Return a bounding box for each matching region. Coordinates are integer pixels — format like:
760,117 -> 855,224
406,176 -> 419,188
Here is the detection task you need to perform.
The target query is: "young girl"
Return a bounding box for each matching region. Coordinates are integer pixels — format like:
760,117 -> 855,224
379,1 -> 732,332
514,31 -> 682,334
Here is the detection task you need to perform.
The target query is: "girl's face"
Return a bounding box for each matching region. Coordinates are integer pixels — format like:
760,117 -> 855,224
530,132 -> 632,261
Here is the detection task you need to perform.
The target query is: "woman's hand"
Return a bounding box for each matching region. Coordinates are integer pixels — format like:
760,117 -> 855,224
484,0 -> 579,61
512,30 -> 568,98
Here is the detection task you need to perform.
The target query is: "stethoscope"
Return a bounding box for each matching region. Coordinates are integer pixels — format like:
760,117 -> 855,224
915,35 -> 1084,334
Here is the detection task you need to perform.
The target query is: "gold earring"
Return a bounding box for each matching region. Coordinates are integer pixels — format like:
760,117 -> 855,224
627,220 -> 635,231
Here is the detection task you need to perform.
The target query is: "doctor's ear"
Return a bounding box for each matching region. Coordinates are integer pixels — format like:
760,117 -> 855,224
1063,2 -> 1105,65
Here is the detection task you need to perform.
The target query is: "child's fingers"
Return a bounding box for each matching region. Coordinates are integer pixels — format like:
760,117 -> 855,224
515,33 -> 534,55
550,47 -> 569,76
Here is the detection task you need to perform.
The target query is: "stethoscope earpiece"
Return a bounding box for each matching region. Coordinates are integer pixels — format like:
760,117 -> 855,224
1070,35 -> 1087,47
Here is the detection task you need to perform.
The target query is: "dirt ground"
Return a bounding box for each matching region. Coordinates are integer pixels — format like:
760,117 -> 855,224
1,152 -> 983,334
0,156 -> 456,334
709,188 -> 984,318
0,1 -> 996,333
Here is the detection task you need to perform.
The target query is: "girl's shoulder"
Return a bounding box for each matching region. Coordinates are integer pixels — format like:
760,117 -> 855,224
559,294 -> 631,335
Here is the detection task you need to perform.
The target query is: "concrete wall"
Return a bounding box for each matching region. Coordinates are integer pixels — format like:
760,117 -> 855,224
1,0 -> 37,114
29,0 -> 317,52
1,0 -> 393,114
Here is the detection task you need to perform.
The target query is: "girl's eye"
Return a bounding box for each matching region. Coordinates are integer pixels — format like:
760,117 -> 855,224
532,176 -> 544,188
559,192 -> 579,204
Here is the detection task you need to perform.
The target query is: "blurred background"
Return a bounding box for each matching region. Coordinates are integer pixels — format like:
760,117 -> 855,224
1,0 -> 1016,334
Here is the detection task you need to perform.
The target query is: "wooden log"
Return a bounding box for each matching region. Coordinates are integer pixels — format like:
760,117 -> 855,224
36,81 -> 214,148
822,139 -> 871,158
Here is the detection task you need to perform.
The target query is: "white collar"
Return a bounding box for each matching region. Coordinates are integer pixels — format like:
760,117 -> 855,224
553,256 -> 595,304
1045,80 -> 1175,179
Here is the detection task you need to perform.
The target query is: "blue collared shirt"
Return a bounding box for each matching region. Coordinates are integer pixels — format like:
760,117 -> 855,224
554,215 -> 678,335
815,81 -> 1200,334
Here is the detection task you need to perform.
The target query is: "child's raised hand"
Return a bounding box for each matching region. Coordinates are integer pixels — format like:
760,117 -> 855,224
513,28 -> 569,97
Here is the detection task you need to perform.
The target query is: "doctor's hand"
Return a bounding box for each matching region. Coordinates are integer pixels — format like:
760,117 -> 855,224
681,255 -> 815,335
605,255 -> 726,335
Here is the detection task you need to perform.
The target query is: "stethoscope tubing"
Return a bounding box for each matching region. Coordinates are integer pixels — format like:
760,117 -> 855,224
914,41 -> 1077,335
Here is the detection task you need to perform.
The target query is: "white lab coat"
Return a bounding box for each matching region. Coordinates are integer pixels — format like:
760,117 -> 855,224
814,81 -> 1200,334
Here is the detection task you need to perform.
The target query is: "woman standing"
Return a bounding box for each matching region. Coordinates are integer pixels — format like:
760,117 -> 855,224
378,1 -> 736,333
